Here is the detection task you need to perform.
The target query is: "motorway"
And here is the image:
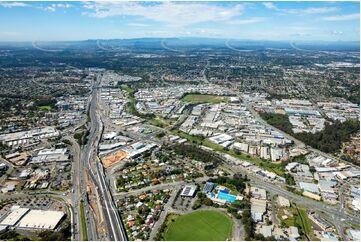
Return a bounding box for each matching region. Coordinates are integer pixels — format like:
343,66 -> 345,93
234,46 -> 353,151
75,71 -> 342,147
65,78 -> 358,240
82,75 -> 128,241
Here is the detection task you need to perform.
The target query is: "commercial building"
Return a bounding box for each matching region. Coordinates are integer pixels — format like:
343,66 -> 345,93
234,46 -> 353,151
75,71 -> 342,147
16,210 -> 65,230
203,182 -> 215,193
299,182 -> 320,194
0,127 -> 59,147
180,185 -> 197,197
0,207 -> 30,226
303,191 -> 321,201
250,187 -> 267,222
31,148 -> 69,164
308,213 -> 333,232
0,206 -> 65,231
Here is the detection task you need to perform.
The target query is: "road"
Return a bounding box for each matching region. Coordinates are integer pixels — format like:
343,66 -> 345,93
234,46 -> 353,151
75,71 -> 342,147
244,99 -> 359,168
219,159 -> 359,223
71,79 -> 358,240
114,176 -> 209,199
82,75 -> 128,241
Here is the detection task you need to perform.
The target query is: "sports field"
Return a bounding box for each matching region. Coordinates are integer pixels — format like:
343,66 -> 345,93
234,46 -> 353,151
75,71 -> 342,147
163,210 -> 233,241
181,94 -> 228,104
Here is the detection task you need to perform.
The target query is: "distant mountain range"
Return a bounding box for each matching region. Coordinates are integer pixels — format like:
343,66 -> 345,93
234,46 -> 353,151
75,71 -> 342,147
0,37 -> 359,51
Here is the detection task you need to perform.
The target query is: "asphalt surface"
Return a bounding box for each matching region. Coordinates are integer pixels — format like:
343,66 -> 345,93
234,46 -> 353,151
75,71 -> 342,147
83,76 -> 128,241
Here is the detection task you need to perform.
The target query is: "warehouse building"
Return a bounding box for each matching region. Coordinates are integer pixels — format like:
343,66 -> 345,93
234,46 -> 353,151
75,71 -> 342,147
0,207 -> 30,227
0,206 -> 65,231
16,210 -> 65,230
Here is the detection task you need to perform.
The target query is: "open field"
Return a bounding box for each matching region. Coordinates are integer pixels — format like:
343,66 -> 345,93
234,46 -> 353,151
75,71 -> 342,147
149,116 -> 172,128
296,208 -> 313,239
163,210 -> 233,241
181,94 -> 228,104
101,150 -> 128,168
278,206 -> 315,241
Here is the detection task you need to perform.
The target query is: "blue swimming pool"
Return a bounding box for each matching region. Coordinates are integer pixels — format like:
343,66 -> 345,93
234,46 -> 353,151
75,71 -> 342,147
217,191 -> 237,202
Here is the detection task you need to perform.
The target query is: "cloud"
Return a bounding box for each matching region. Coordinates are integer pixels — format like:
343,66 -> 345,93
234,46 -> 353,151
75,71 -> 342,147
322,13 -> 359,21
228,17 -> 266,25
329,30 -> 344,36
0,2 -> 28,8
82,2 -> 245,27
263,2 -> 278,11
39,3 -> 71,12
0,31 -> 21,37
263,2 -> 338,15
127,23 -> 150,27
289,7 -> 339,15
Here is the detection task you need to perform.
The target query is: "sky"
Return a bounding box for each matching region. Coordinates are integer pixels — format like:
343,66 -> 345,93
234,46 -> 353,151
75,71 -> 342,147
0,1 -> 359,42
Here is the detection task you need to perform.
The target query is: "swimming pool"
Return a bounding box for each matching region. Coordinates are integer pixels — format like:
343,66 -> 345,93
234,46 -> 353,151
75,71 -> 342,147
217,191 -> 237,202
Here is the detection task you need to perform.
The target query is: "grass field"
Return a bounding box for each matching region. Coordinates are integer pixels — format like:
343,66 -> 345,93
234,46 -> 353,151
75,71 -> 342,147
163,210 -> 233,241
149,116 -> 172,128
278,206 -> 315,241
37,105 -> 52,111
296,208 -> 314,240
181,94 -> 228,104
80,200 -> 88,241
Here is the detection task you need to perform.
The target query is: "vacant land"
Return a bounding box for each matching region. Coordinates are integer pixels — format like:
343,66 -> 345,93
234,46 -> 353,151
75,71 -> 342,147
101,150 -> 128,168
259,112 -> 359,154
181,94 -> 228,104
163,210 -> 233,241
149,116 -> 172,128
278,206 -> 314,240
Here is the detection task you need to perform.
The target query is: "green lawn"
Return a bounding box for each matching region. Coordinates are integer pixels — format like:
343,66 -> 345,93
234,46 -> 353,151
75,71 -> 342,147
80,200 -> 88,241
296,208 -> 313,239
150,116 -> 172,128
37,105 -> 52,111
181,94 -> 228,104
164,210 -> 233,241
279,206 -> 315,241
121,84 -> 136,95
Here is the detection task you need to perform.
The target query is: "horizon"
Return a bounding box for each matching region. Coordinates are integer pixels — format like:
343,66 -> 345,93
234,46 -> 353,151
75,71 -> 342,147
1,37 -> 361,44
0,1 -> 359,42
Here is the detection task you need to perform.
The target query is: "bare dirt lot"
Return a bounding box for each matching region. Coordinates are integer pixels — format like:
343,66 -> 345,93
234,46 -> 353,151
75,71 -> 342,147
101,150 -> 128,168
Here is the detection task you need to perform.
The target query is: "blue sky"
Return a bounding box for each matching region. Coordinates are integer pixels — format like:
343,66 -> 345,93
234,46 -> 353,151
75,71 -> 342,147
0,1 -> 359,41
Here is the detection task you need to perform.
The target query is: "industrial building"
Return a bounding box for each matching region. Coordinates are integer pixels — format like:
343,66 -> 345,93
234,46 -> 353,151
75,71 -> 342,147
0,207 -> 30,227
0,127 -> 59,147
30,148 -> 69,164
17,210 -> 65,230
0,206 -> 65,231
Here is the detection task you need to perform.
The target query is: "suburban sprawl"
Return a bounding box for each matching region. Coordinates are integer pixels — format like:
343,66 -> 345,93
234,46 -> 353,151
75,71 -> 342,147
0,38 -> 359,241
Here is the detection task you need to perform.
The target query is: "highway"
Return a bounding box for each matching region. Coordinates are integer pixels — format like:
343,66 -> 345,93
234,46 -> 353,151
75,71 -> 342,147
67,78 -> 358,240
82,75 -> 128,241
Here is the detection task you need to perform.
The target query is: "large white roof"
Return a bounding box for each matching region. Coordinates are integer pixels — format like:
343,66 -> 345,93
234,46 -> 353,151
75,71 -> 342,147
17,210 -> 65,230
0,207 -> 30,226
